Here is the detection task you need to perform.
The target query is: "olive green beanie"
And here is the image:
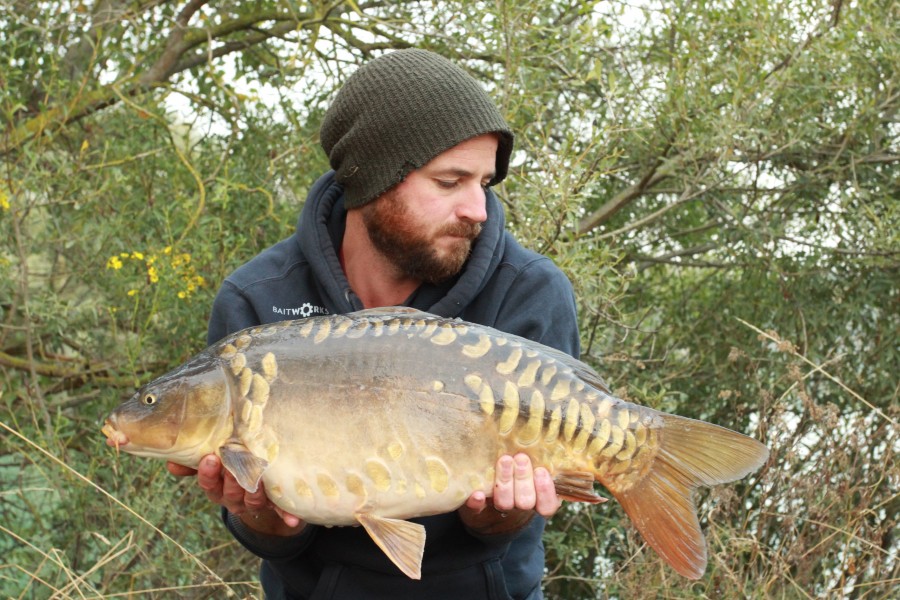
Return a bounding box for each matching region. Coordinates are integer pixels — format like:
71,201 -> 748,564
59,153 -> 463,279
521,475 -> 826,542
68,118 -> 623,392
320,49 -> 514,208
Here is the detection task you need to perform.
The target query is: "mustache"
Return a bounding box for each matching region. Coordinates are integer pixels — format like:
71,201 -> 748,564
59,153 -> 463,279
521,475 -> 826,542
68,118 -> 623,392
440,221 -> 482,240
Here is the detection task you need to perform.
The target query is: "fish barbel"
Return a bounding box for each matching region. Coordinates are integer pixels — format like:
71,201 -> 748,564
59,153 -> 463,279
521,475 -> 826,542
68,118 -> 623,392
102,307 -> 768,580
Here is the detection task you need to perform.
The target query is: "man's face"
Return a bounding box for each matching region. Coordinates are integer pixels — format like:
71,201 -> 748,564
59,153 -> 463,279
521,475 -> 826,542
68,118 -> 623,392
361,133 -> 498,284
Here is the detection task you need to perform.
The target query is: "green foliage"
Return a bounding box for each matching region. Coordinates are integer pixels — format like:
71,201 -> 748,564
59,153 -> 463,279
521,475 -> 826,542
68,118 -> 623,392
1,0 -> 897,598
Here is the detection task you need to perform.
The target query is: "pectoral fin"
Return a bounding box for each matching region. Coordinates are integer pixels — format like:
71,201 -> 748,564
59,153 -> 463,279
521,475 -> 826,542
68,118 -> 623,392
356,512 -> 426,580
554,471 -> 607,504
219,440 -> 268,493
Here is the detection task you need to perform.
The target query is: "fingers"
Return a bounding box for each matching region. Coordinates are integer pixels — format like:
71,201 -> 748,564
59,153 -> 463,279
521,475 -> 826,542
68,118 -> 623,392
533,467 -> 563,517
197,455 -> 266,514
186,454 -> 293,525
166,462 -> 197,477
272,505 -> 303,528
464,490 -> 488,514
491,455 -> 513,511
196,455 -> 225,504
492,454 -> 561,517
492,454 -> 535,512
240,478 -> 269,513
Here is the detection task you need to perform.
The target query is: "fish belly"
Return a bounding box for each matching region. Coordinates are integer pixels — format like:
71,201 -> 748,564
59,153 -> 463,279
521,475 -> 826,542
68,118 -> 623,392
243,384 -> 505,526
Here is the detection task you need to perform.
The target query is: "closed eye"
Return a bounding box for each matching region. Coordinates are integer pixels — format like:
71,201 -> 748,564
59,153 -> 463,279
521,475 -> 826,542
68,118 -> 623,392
436,179 -> 491,190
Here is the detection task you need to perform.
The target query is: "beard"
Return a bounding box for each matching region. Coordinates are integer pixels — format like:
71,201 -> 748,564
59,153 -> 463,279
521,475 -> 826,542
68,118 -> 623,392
361,187 -> 482,285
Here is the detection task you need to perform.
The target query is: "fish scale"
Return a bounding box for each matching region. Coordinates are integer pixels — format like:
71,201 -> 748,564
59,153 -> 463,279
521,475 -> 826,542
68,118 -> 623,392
377,312 -> 663,491
103,307 -> 768,581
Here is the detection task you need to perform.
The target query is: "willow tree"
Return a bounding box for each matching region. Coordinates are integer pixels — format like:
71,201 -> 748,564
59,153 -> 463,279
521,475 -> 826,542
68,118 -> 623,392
2,1 -> 896,597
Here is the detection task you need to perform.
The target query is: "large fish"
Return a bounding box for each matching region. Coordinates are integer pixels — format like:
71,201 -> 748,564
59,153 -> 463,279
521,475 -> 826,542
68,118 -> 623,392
102,307 -> 768,580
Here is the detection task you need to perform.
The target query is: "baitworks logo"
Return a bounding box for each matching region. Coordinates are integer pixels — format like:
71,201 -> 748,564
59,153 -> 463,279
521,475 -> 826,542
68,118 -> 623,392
272,302 -> 329,318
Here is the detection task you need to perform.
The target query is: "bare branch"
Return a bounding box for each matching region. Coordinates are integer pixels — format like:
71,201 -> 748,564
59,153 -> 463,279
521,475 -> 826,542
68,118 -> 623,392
0,348 -> 139,388
763,4 -> 844,81
169,19 -> 310,74
139,0 -> 210,84
59,0 -> 125,85
575,160 -> 673,236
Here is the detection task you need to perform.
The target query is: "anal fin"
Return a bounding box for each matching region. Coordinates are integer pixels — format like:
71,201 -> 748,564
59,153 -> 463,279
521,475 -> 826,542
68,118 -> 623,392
356,512 -> 426,580
554,471 -> 607,504
219,440 -> 268,493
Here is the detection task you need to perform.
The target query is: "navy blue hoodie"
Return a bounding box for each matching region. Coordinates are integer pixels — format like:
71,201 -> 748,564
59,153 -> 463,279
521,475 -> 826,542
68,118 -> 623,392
208,172 -> 580,600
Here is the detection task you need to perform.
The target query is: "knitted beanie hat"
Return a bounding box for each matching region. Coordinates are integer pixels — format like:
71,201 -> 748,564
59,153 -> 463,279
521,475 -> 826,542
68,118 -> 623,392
320,49 -> 514,208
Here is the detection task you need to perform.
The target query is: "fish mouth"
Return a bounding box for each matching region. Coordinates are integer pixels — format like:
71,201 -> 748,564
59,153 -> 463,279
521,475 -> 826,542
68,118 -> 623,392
101,419 -> 130,449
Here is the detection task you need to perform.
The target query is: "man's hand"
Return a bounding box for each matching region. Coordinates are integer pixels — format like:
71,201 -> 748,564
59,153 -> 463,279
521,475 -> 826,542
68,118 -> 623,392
167,455 -> 305,536
458,453 -> 562,536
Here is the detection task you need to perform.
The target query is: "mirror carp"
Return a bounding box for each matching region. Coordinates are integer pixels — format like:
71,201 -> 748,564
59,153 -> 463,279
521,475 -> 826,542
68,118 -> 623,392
102,307 -> 768,580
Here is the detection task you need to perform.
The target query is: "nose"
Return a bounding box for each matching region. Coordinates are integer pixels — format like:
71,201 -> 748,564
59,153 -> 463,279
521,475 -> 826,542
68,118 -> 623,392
455,182 -> 488,223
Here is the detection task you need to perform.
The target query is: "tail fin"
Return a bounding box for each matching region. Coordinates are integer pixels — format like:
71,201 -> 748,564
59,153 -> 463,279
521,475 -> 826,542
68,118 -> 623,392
612,414 -> 768,579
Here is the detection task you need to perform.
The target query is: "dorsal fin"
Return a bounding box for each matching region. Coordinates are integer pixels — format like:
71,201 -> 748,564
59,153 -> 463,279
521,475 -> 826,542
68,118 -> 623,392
349,307 -> 431,318
555,352 -> 612,394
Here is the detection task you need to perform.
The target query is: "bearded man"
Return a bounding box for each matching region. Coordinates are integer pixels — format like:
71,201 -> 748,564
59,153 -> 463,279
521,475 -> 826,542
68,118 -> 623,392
170,49 -> 581,600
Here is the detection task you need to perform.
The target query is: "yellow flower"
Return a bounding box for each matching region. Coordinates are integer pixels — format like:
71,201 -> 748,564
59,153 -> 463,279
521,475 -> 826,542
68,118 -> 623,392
0,189 -> 9,211
147,265 -> 159,283
171,252 -> 192,268
106,256 -> 123,270
127,289 -> 138,297
177,291 -> 187,299
131,251 -> 144,260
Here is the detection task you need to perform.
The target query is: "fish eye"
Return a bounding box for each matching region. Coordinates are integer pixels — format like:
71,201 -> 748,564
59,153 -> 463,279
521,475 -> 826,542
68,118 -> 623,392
142,393 -> 157,406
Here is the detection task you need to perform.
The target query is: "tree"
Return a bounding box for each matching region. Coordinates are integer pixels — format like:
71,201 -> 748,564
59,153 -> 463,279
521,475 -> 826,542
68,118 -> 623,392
2,0 -> 897,597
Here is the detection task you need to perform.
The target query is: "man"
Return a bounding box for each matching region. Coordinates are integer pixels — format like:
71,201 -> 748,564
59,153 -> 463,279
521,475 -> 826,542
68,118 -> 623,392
169,49 -> 581,599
